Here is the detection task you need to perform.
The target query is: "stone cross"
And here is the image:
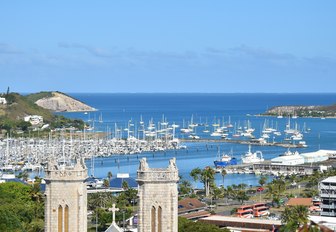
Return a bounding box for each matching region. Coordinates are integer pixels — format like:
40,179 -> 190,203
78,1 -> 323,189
108,203 -> 119,223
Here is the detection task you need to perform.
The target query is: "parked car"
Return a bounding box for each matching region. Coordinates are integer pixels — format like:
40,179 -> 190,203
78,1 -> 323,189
257,187 -> 264,192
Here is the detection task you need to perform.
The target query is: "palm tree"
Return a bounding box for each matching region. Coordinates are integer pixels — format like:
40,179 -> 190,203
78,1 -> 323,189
267,178 -> 287,207
281,205 -> 309,231
190,167 -> 201,193
258,175 -> 268,187
103,179 -> 109,188
221,169 -> 227,187
107,171 -> 113,180
200,167 -> 216,197
179,180 -> 193,196
122,180 -> 129,190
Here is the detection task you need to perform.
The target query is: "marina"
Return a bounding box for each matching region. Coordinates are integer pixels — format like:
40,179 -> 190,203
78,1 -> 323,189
1,93 -> 336,188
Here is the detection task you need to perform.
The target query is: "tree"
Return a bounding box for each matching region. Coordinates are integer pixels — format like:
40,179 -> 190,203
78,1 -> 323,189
122,180 -> 129,191
107,171 -> 113,180
221,169 -> 227,187
236,190 -> 249,204
103,179 -> 109,188
267,178 -> 286,207
190,167 -> 201,192
0,182 -> 44,231
17,171 -> 29,181
258,176 -> 268,187
200,167 -> 216,197
179,180 -> 193,196
281,205 -> 309,230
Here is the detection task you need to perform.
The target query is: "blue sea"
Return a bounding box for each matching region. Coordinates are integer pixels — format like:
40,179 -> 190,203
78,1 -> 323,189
59,93 -> 336,188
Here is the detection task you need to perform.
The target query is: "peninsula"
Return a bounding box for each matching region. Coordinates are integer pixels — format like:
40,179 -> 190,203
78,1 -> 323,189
263,103 -> 336,118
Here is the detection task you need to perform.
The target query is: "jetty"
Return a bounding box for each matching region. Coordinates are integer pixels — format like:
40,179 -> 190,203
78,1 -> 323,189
180,138 -> 306,148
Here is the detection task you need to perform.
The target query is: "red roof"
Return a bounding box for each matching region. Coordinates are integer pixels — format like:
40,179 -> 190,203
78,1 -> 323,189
287,198 -> 312,207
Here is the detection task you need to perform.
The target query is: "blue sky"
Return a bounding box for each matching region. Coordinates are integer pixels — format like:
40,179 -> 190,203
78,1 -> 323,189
1,1 -> 336,93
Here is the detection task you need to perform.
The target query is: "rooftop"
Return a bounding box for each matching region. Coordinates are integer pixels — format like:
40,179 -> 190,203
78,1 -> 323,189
286,198 -> 312,207
321,176 -> 336,184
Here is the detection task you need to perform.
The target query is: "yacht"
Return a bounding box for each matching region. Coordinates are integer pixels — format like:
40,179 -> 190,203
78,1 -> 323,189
241,145 -> 264,164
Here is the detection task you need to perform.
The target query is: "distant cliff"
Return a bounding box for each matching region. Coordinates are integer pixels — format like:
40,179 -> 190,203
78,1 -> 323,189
28,91 -> 96,112
264,104 -> 336,117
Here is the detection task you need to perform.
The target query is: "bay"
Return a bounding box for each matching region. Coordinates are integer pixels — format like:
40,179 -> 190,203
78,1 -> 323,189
58,93 -> 336,187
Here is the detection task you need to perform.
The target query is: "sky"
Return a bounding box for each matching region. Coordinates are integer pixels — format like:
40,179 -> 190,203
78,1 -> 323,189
1,1 -> 336,93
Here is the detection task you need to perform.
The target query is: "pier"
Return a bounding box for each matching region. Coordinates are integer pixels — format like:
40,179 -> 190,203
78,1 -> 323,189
181,138 -> 306,148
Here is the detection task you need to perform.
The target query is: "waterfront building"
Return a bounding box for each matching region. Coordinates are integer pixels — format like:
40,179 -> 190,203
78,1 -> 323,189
44,158 -> 88,232
271,151 -> 305,166
137,157 -> 179,232
301,150 -> 336,164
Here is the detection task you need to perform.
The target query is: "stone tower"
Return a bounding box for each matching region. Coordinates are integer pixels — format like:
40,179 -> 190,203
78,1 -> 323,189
137,157 -> 179,232
44,158 -> 88,232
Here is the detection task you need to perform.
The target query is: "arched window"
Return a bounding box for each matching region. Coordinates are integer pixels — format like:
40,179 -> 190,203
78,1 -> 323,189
64,205 -> 69,232
151,206 -> 156,232
58,205 -> 63,232
158,206 -> 162,232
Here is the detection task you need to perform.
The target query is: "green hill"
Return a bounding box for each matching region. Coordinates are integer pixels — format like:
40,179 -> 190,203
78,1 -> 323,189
0,92 -> 86,135
0,93 -> 54,121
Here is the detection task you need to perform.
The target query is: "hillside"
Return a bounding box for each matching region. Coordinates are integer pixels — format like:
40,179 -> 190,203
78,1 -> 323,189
0,93 -> 54,122
28,91 -> 96,112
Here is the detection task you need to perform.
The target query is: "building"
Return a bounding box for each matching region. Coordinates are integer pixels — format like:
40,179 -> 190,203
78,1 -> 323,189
271,152 -> 305,165
178,198 -> 210,220
44,158 -> 88,232
137,157 -> 179,232
0,97 -> 7,104
24,115 -> 43,125
319,176 -> 336,217
300,150 -> 336,164
199,215 -> 282,231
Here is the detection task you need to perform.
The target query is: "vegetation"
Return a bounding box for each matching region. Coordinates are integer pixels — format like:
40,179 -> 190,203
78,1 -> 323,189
88,185 -> 138,231
264,104 -> 336,118
280,205 -> 309,231
0,92 -> 87,136
178,217 -> 230,232
0,182 -> 44,232
25,91 -> 53,103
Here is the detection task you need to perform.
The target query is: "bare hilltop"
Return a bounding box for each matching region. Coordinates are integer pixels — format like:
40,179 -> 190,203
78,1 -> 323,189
27,91 -> 96,112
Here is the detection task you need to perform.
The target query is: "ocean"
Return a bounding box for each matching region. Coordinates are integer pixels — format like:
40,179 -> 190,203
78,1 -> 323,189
58,93 -> 336,188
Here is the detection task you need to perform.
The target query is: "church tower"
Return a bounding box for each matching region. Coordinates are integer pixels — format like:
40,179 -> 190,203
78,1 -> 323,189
44,158 -> 88,232
137,158 -> 179,232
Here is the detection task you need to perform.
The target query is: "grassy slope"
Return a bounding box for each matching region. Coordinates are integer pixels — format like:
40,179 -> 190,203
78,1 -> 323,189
25,91 -> 53,103
0,93 -> 54,122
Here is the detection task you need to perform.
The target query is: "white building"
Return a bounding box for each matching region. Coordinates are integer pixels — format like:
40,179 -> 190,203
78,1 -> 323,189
301,150 -> 335,164
319,176 -> 336,217
0,97 -> 7,104
24,115 -> 43,125
271,151 -> 305,165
